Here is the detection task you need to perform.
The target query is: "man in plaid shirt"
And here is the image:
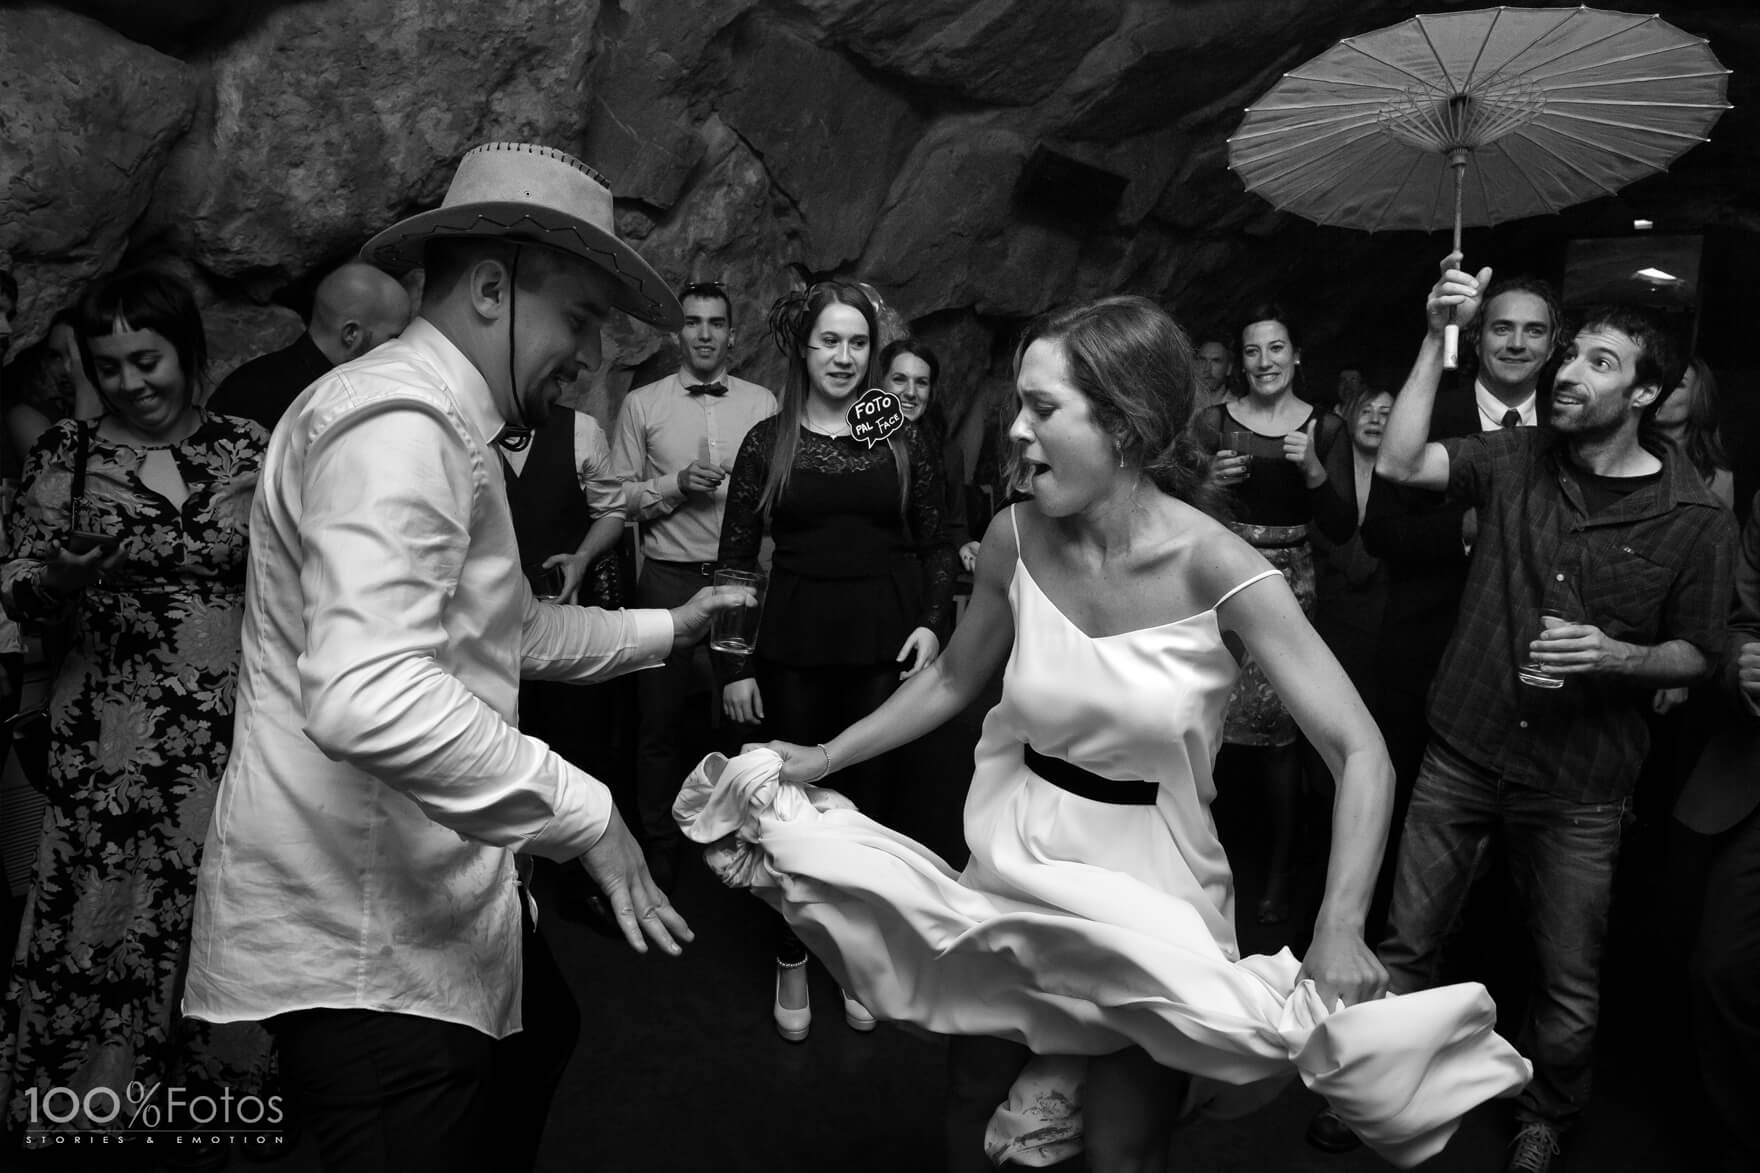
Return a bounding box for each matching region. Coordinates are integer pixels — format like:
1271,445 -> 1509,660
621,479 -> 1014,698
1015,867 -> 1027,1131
1370,256 -> 1735,1173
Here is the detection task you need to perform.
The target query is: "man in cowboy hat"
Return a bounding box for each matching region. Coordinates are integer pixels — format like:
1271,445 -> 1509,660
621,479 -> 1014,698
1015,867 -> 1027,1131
186,142 -> 736,1171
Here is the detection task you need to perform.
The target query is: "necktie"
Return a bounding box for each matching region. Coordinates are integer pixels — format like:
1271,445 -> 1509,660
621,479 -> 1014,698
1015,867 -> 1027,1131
494,426 -> 533,452
1501,409 -> 1522,429
687,382 -> 728,398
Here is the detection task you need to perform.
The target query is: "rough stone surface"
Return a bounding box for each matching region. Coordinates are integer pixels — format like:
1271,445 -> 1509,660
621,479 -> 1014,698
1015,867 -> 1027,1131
580,0 -> 756,211
860,117 -> 1083,321
794,0 -> 1127,107
601,114 -> 808,395
4,0 -> 1755,411
0,7 -> 199,347
712,13 -> 925,272
145,0 -> 602,290
1050,0 -> 1356,143
202,302 -> 307,390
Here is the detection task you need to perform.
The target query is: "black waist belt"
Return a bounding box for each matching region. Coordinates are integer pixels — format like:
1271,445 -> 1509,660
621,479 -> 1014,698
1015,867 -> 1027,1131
645,559 -> 717,577
1023,745 -> 1158,806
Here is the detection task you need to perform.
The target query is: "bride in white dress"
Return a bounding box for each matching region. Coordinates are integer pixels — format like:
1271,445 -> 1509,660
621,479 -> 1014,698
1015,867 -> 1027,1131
751,296 -> 1395,1172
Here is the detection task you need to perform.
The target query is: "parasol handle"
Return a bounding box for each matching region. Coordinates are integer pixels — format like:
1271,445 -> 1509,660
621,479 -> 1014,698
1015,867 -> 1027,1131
1443,148 -> 1468,371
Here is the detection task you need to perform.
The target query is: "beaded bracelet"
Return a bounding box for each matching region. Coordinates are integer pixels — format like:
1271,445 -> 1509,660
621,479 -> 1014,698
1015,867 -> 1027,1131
808,742 -> 832,784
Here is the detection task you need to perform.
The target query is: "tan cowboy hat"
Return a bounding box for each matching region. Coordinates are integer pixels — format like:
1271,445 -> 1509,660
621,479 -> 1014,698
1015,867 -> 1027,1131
361,142 -> 682,328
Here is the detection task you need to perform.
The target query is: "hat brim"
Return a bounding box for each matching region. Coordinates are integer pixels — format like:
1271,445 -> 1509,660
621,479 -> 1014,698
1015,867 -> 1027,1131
360,202 -> 682,329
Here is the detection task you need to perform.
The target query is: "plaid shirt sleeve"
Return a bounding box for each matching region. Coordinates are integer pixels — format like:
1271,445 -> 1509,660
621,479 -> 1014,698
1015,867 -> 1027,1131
1440,429 -> 1507,508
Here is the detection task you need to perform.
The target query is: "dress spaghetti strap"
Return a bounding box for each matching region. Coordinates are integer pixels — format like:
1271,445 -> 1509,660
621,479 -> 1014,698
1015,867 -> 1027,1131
1009,502 -> 1022,548
1213,568 -> 1281,610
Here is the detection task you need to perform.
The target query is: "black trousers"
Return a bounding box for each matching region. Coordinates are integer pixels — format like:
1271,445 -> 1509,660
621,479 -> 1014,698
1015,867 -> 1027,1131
633,560 -> 721,853
272,904 -> 579,1173
752,659 -> 900,964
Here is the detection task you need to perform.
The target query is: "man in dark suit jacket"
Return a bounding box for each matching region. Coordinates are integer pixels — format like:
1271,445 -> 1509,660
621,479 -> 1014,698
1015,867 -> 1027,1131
1677,489 -> 1760,1173
205,261 -> 411,429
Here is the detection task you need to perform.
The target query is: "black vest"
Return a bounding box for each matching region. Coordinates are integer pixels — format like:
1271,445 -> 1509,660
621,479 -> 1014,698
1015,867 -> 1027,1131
501,405 -> 592,567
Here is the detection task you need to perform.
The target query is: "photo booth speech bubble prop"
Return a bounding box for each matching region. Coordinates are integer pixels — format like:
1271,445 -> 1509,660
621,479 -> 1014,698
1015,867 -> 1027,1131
848,388 -> 905,448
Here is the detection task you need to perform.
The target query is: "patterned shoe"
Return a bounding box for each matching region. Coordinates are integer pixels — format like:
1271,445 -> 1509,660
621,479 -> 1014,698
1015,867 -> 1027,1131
1506,1121 -> 1561,1173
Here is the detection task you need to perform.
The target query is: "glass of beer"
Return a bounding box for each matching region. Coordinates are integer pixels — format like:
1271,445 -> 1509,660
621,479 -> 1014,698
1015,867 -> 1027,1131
709,569 -> 765,657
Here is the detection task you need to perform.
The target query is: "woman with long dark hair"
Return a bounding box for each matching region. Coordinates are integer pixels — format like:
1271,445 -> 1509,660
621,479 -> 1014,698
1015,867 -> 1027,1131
1654,356 -> 1735,509
0,268 -> 272,1149
718,280 -> 955,1041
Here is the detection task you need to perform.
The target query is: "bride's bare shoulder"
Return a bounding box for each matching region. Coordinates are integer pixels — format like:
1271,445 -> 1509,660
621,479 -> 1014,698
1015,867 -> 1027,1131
1166,505 -> 1269,604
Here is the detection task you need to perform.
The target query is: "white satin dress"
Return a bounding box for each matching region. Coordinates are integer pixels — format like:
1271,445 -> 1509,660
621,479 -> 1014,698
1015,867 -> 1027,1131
675,507 -> 1529,1168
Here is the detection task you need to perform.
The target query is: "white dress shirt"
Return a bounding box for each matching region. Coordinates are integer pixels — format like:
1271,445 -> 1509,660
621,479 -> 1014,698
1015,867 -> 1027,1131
186,318 -> 674,1039
611,373 -> 775,563
1474,379 -> 1538,431
504,410 -> 627,522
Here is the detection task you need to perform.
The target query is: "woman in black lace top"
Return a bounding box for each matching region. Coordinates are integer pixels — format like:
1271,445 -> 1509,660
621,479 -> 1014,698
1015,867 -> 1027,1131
718,280 -> 956,1042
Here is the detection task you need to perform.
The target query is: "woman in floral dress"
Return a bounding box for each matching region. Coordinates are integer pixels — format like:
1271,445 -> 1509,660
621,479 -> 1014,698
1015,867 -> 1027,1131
1191,305 -> 1354,926
0,268 -> 270,1145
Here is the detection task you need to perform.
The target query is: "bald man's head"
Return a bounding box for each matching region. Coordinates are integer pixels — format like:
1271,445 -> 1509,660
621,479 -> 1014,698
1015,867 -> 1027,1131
310,262 -> 412,364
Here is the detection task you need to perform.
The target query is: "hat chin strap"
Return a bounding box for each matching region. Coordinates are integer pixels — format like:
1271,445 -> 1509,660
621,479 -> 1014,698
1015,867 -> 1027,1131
505,246 -> 530,432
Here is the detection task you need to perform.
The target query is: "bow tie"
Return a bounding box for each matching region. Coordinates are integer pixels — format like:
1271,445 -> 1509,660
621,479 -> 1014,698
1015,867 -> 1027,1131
687,382 -> 728,398
494,426 -> 534,452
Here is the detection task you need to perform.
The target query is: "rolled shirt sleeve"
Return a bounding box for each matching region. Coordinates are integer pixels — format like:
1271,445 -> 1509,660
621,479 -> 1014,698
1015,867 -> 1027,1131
575,411 -> 627,523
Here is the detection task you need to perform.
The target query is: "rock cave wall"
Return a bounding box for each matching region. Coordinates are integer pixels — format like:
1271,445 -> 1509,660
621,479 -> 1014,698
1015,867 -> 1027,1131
2,0 -> 1756,445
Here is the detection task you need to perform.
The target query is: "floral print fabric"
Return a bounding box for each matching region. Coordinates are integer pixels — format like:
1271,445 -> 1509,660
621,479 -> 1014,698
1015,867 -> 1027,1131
0,413 -> 272,1136
1221,524 -> 1317,749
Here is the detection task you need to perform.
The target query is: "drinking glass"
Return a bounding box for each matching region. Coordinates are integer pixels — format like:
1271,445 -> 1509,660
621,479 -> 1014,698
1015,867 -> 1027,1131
525,560 -> 565,602
1223,430 -> 1255,482
1516,573 -> 1581,689
709,569 -> 765,656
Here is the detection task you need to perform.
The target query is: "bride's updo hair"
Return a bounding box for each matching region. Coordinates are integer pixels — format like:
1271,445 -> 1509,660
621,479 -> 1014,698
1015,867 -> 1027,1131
1014,295 -> 1222,514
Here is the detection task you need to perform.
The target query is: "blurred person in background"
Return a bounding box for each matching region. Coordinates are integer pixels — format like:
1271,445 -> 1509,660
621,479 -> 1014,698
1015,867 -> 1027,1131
1311,384 -> 1394,711
1190,335 -> 1236,421
1653,356 -> 1735,511
882,337 -> 969,554
3,312 -> 104,469
204,260 -> 411,429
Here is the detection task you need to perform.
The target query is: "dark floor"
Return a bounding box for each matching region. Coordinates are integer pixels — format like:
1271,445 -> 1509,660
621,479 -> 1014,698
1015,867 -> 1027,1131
9,700 -> 1730,1173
